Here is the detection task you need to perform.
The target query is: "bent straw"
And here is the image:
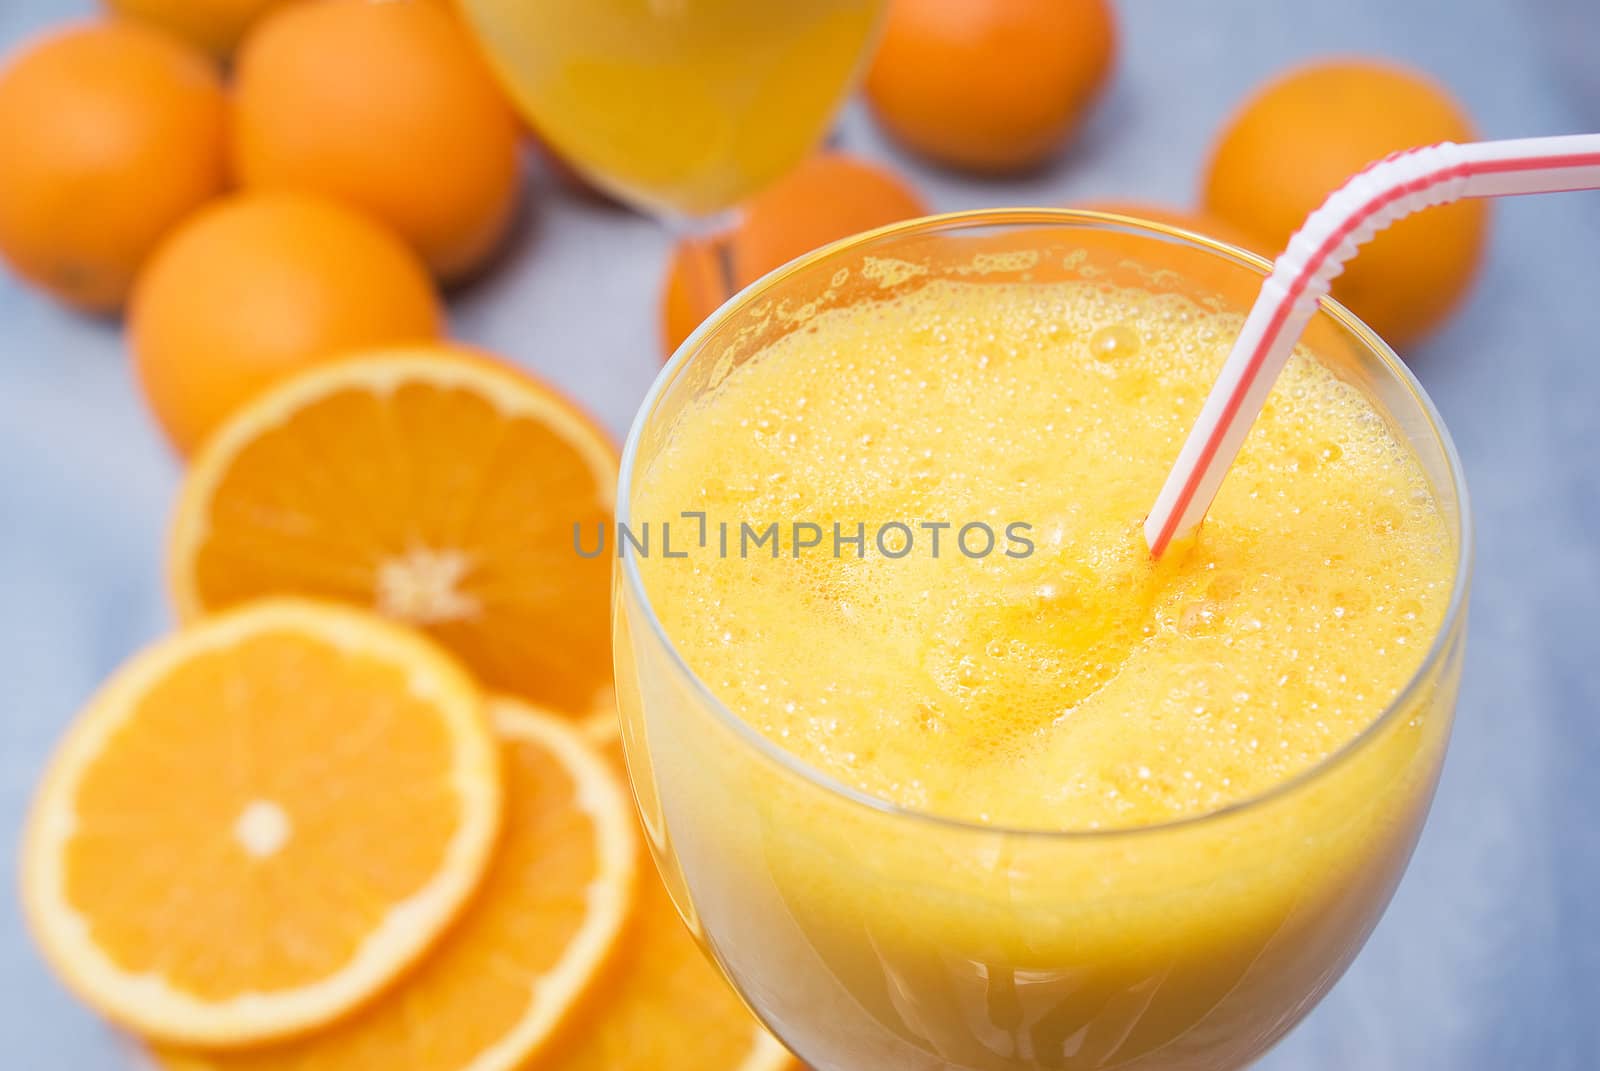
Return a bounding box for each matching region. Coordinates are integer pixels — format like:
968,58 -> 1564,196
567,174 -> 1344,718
1144,133 -> 1600,558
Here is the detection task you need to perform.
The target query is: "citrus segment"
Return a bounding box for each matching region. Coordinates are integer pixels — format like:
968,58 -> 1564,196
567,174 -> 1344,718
153,697 -> 637,1071
169,348 -> 618,718
20,600 -> 502,1048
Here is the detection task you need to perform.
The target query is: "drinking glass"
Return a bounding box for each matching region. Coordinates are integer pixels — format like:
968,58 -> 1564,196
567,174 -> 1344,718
613,210 -> 1471,1071
456,0 -> 885,219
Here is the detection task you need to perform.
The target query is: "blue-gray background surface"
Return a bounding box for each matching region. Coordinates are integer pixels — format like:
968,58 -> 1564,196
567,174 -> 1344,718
2,1 -> 1597,1067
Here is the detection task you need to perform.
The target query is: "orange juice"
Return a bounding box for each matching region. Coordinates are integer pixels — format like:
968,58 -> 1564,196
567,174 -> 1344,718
637,278 -> 1452,829
620,253 -> 1464,1070
457,0 -> 883,216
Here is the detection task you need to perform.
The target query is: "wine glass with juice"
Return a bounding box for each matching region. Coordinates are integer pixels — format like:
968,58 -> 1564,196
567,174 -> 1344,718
457,0 -> 885,218
614,210 -> 1469,1070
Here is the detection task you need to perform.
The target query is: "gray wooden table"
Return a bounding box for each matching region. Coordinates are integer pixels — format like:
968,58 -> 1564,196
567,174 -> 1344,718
2,0 -> 1596,1066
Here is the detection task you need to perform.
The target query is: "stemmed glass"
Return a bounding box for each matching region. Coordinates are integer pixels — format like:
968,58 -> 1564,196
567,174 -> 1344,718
612,210 -> 1471,1071
457,0 -> 887,304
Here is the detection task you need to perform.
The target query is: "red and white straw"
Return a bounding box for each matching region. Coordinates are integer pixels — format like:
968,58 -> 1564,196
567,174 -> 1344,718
1144,133 -> 1600,558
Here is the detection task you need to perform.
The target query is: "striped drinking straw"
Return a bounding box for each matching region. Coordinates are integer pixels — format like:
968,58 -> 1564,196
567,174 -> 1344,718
1144,132 -> 1600,559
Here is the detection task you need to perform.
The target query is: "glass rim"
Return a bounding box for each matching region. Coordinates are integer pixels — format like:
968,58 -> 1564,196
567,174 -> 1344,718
618,207 -> 1474,842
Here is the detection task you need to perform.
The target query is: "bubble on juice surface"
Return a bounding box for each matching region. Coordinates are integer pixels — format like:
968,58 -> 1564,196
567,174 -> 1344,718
1090,323 -> 1141,361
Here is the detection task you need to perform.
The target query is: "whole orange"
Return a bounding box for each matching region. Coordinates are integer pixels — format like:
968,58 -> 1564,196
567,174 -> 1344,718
660,153 -> 928,355
865,0 -> 1116,174
734,153 -> 930,283
102,0 -> 294,57
232,0 -> 523,283
130,192 -> 444,454
0,20 -> 226,313
1202,60 -> 1488,348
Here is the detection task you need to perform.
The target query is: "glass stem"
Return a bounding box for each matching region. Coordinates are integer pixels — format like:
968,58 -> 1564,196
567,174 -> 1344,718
666,210 -> 740,317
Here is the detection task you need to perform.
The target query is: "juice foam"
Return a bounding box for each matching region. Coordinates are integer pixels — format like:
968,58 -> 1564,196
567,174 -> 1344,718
635,279 -> 1453,831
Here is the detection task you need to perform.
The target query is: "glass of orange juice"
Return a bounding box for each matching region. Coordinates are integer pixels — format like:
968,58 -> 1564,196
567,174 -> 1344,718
456,0 -> 885,219
613,210 -> 1470,1070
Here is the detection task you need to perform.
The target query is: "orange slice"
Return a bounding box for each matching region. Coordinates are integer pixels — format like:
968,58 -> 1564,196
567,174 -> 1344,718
168,346 -> 619,730
20,599 -> 502,1048
153,696 -> 637,1071
538,742 -> 797,1071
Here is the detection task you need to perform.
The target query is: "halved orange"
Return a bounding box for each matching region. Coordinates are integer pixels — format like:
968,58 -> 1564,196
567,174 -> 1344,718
537,743 -> 798,1071
168,346 -> 619,730
20,599 -> 502,1048
153,697 -> 637,1071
